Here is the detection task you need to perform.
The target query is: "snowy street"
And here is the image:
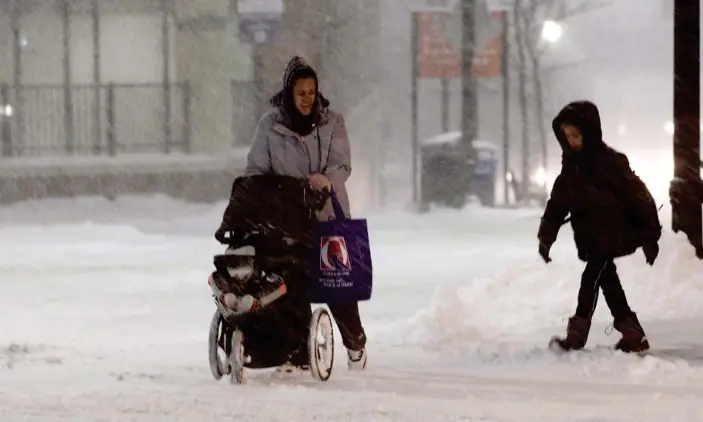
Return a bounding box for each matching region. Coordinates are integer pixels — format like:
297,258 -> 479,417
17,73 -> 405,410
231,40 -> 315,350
1,196 -> 703,421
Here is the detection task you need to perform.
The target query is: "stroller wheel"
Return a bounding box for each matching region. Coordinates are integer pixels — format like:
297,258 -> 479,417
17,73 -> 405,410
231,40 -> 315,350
230,329 -> 245,385
208,309 -> 228,380
308,307 -> 334,382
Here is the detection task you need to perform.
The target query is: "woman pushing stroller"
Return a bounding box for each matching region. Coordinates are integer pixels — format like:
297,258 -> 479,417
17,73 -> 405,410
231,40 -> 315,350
243,56 -> 368,371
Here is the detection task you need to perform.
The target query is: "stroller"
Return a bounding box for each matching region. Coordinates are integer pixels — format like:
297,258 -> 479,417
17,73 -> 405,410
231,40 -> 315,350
208,174 -> 336,384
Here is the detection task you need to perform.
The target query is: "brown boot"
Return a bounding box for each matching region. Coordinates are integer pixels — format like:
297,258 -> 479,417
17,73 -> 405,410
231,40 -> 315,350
613,313 -> 650,353
551,315 -> 591,351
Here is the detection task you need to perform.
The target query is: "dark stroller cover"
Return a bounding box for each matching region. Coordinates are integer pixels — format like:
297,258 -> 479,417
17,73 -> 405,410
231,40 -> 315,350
214,174 -> 328,368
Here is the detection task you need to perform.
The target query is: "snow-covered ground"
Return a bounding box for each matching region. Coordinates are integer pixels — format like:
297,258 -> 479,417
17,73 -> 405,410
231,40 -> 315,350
1,195 -> 702,421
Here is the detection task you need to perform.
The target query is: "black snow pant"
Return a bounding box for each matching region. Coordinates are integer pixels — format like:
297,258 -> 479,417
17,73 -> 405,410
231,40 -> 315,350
574,256 -> 634,320
328,302 -> 367,351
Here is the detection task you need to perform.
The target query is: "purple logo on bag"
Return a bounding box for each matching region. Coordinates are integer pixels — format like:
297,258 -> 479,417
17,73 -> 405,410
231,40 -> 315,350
320,236 -> 351,271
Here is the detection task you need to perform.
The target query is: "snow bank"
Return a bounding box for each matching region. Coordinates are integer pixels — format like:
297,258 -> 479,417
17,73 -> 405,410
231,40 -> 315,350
0,193 -> 543,237
404,206 -> 703,358
0,194 -> 227,237
0,195 -> 228,273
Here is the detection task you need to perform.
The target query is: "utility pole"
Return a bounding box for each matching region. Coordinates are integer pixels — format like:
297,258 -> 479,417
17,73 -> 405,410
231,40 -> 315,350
501,10 -> 510,205
92,0 -> 101,155
61,0 -> 74,154
461,0 -> 477,188
411,14 -> 420,206
672,0 -> 703,258
161,0 -> 172,153
11,0 -> 23,156
513,0 -> 529,203
252,44 -> 266,122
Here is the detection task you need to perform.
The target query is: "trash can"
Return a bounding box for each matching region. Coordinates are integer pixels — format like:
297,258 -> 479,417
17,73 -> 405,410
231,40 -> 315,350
471,140 -> 499,207
419,132 -> 498,209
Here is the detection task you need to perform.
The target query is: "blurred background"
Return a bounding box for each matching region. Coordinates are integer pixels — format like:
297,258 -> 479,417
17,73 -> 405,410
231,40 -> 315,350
0,0 -> 685,214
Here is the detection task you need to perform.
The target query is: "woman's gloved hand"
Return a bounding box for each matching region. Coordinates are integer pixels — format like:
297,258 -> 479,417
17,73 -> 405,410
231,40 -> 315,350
305,185 -> 331,211
309,173 -> 332,190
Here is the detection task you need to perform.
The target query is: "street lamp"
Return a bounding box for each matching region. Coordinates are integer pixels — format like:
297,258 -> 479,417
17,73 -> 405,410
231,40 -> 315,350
664,120 -> 675,135
541,20 -> 563,43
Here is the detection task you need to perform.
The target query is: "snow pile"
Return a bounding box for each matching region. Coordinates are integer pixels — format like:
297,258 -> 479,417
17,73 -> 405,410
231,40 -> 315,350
0,194 -> 227,237
367,203 -> 542,234
404,284 -> 486,347
0,223 -> 222,272
404,207 -> 703,353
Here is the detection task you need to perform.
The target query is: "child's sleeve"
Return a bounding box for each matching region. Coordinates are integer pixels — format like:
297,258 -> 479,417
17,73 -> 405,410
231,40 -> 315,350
538,173 -> 570,248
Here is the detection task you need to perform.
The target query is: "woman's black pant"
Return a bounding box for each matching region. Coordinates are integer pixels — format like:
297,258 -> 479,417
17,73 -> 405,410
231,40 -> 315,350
328,302 -> 367,351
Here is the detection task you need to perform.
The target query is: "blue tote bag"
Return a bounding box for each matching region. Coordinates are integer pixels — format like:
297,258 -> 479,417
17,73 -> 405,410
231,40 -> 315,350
308,190 -> 373,304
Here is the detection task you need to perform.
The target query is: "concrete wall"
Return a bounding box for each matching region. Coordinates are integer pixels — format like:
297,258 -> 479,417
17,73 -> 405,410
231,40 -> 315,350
0,152 -> 247,204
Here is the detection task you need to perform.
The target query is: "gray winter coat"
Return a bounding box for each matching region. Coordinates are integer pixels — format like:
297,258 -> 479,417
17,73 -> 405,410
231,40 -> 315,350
244,108 -> 352,221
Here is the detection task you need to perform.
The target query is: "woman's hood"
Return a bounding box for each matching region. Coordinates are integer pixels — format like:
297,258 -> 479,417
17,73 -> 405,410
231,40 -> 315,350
269,56 -> 330,110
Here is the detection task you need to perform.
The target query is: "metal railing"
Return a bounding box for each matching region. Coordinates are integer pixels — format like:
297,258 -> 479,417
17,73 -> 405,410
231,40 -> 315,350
0,81 -> 191,157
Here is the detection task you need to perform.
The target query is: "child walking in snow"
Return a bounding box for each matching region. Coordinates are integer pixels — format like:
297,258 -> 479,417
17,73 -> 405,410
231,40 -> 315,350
538,101 -> 662,353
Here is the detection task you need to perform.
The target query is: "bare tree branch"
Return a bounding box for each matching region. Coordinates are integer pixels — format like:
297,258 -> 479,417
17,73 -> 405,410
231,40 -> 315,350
529,0 -> 614,59
553,0 -> 613,21
508,0 -> 615,184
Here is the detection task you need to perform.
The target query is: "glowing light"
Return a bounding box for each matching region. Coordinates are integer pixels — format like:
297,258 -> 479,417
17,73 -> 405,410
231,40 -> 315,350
664,121 -> 674,135
541,20 -> 563,43
530,167 -> 548,186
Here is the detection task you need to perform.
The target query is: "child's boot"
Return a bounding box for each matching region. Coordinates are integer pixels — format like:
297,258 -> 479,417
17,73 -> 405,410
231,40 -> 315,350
613,313 -> 650,353
550,315 -> 591,351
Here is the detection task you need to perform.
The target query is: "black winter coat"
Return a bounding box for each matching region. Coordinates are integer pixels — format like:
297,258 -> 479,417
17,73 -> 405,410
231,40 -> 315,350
538,101 -> 662,261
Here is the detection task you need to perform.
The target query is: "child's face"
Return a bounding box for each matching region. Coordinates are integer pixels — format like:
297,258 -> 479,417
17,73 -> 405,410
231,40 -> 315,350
561,123 -> 583,152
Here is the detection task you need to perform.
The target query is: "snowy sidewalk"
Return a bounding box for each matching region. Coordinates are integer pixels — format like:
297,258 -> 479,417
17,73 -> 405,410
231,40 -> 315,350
1,196 -> 702,421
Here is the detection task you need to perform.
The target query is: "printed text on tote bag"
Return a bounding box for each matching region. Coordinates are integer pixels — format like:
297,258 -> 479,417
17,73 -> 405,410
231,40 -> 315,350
319,236 -> 354,288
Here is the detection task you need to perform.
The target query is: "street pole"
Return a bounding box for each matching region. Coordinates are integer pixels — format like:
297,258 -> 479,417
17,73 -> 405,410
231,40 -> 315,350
61,0 -> 74,154
252,43 -> 265,121
501,10 -> 510,205
513,0 -> 529,204
161,0 -> 172,153
461,0 -> 477,190
11,0 -> 23,156
92,0 -> 101,155
411,13 -> 420,207
441,78 -> 450,132
672,0 -> 703,257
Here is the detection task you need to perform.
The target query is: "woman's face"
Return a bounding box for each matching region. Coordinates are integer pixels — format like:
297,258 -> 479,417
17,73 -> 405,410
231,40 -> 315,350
292,78 -> 316,116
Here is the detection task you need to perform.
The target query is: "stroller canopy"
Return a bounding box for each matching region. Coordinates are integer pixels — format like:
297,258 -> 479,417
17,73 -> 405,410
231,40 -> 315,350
215,175 -> 327,247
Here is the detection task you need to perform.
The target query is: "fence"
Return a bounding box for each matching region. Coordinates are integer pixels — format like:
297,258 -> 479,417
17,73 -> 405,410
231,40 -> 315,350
0,81 -> 191,157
